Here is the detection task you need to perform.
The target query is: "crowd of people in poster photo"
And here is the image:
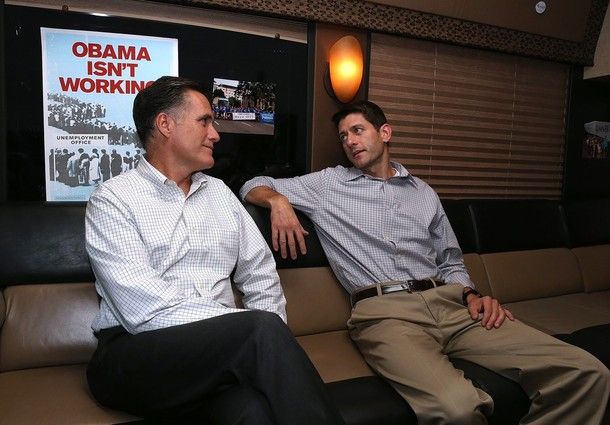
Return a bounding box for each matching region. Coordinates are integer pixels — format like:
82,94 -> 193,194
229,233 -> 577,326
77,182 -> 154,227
47,92 -> 143,189
49,147 -> 143,187
47,93 -> 138,145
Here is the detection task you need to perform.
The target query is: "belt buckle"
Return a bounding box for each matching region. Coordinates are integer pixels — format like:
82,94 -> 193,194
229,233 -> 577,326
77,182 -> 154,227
382,281 -> 412,295
399,281 -> 412,291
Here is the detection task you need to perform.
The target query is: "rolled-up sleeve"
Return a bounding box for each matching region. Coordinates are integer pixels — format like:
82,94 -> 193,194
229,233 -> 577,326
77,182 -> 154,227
240,171 -> 327,216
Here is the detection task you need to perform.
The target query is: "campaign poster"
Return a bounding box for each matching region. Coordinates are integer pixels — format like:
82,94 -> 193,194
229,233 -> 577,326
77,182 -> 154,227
41,28 -> 178,202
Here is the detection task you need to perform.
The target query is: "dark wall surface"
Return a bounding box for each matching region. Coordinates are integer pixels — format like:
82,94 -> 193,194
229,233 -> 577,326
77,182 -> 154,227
564,69 -> 610,200
3,5 -> 308,200
0,2 -> 6,202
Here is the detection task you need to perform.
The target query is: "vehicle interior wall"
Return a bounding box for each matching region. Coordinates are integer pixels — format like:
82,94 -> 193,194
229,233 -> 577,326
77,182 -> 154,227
1,0 -> 610,201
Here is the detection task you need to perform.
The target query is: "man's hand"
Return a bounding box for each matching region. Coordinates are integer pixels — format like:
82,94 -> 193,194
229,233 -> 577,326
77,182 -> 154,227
269,194 -> 309,259
464,289 -> 515,329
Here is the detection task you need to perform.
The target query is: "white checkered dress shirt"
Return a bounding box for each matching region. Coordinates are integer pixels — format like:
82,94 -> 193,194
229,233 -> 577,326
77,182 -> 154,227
240,163 -> 474,294
86,158 -> 286,334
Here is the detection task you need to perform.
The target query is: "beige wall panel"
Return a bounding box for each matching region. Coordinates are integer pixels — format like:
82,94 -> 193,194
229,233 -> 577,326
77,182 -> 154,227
585,4 -> 610,79
370,0 -> 591,42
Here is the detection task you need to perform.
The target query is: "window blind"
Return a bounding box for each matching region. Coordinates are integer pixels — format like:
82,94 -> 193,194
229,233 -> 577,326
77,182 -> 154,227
369,33 -> 569,199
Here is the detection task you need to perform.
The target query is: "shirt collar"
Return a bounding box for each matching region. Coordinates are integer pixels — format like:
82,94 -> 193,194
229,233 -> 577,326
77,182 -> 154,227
137,156 -> 208,190
344,161 -> 418,186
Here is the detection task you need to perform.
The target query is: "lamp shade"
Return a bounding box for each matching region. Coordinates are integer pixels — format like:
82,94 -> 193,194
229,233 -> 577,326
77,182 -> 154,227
329,35 -> 363,103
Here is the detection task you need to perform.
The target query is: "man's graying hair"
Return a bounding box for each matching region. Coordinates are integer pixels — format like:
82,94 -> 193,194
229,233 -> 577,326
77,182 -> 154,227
331,100 -> 388,130
133,76 -> 206,147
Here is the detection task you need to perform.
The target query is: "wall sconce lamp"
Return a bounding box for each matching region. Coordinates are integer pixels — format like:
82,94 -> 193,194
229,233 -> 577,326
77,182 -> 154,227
326,35 -> 364,103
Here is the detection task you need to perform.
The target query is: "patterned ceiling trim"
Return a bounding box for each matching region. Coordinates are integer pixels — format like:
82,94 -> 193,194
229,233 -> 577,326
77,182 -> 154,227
156,0 -> 609,65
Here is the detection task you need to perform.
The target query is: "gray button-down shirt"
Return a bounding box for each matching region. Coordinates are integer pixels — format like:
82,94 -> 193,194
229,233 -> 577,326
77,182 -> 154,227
240,163 -> 473,294
86,158 -> 286,334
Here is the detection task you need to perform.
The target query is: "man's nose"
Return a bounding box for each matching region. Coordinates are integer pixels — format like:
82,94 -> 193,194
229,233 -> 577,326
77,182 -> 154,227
209,125 -> 220,143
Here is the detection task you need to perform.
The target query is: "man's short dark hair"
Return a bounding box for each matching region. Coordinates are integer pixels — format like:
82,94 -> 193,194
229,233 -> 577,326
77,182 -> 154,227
331,100 -> 388,130
133,76 -> 206,147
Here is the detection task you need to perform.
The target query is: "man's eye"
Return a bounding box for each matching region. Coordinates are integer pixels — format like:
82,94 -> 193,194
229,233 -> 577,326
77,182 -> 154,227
339,134 -> 347,143
354,128 -> 363,134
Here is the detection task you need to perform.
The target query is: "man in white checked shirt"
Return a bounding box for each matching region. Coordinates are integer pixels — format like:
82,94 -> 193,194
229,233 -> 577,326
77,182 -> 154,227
240,101 -> 610,425
85,76 -> 345,425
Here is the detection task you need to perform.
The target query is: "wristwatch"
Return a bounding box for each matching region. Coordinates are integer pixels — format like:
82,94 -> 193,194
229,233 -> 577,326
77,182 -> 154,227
462,288 -> 482,306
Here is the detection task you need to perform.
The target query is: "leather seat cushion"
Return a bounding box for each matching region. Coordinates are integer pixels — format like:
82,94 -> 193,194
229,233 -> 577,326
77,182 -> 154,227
505,292 -> 610,335
279,267 -> 351,336
296,330 -> 374,383
0,364 -> 138,424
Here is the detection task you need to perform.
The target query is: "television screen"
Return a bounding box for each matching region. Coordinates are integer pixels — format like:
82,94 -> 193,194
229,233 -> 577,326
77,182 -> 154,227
212,78 -> 276,136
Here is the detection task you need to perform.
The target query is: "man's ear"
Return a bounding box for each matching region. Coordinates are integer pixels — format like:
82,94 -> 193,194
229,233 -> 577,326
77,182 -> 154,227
380,123 -> 392,144
155,112 -> 173,139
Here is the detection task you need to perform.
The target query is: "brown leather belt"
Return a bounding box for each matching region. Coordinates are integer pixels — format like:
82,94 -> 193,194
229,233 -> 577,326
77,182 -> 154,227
351,279 -> 446,306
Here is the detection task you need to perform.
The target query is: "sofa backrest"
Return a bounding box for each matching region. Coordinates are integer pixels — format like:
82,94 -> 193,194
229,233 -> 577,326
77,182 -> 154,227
0,203 -> 94,287
469,199 -> 570,254
564,198 -> 610,293
441,199 -> 492,295
480,248 -> 583,303
0,203 -> 97,372
243,204 -> 351,336
468,199 -> 582,303
441,199 -> 479,254
564,197 -> 610,248
1,283 -> 98,372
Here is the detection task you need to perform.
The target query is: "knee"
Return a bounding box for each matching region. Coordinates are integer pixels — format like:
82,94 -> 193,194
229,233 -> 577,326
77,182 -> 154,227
557,348 -> 610,397
442,409 -> 486,425
243,310 -> 292,342
245,310 -> 287,331
582,355 -> 610,394
419,404 -> 486,425
417,388 -> 490,425
235,393 -> 274,425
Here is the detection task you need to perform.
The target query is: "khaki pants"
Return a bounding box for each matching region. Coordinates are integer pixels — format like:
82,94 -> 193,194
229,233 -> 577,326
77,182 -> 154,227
348,284 -> 610,425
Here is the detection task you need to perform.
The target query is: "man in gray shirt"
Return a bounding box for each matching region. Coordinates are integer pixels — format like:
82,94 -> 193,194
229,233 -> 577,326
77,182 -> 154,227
240,100 -> 610,425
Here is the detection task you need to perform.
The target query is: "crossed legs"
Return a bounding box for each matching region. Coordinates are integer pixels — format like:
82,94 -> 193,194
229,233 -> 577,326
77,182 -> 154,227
88,310 -> 345,425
